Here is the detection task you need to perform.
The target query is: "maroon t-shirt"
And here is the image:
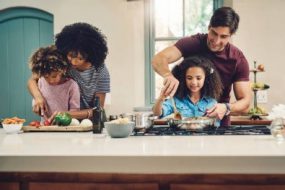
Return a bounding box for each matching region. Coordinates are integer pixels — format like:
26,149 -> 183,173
175,33 -> 249,126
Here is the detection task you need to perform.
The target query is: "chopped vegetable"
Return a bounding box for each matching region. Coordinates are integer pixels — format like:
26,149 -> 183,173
44,120 -> 51,126
29,121 -> 41,128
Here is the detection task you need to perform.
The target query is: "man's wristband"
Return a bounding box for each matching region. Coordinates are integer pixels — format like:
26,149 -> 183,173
224,103 -> 231,116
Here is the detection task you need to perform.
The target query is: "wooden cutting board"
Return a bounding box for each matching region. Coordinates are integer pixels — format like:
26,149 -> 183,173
22,125 -> 92,132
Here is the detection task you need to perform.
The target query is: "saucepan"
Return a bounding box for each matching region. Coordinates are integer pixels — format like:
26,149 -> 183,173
118,112 -> 158,131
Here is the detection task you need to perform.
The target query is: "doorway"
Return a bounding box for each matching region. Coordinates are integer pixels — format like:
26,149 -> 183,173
0,7 -> 54,122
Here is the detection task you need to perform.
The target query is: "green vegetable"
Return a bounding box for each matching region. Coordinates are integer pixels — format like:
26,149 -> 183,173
54,113 -> 72,126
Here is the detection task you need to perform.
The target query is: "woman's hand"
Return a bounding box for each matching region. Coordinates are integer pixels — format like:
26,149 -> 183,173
33,96 -> 48,116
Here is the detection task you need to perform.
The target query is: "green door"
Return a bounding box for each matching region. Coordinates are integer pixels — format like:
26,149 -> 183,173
0,7 -> 53,123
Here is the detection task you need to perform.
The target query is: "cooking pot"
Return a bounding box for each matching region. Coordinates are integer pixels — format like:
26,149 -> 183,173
134,113 -> 158,130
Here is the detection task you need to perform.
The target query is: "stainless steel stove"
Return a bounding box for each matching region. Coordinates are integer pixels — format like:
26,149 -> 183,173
133,125 -> 271,136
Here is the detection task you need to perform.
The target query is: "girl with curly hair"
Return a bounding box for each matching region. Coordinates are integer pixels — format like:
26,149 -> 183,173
28,23 -> 110,121
153,56 -> 223,123
29,45 -> 80,122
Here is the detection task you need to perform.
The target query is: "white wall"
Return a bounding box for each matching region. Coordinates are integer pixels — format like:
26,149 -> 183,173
0,0 -> 145,116
232,0 -> 285,111
1,0 -> 284,115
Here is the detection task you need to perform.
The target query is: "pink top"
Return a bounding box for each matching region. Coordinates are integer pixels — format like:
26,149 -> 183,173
38,77 -> 80,120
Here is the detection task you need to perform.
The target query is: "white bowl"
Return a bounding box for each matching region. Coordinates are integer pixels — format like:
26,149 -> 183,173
104,122 -> 135,138
2,123 -> 23,134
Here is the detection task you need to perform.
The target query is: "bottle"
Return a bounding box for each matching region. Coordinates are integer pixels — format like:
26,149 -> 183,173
92,96 -> 103,133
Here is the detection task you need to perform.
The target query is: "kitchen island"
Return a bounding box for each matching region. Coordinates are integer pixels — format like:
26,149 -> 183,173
1,128 -> 285,190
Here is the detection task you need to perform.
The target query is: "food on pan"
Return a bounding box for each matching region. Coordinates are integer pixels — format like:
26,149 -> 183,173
180,117 -> 215,130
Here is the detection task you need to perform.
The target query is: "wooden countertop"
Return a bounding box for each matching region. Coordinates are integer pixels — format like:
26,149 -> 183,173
231,116 -> 272,125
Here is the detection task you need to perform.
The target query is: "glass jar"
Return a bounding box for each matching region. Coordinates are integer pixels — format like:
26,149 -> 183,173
269,118 -> 285,142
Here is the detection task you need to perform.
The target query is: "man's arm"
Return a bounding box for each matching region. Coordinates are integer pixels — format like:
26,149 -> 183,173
207,81 -> 251,119
27,75 -> 47,116
231,81 -> 252,113
151,46 -> 182,97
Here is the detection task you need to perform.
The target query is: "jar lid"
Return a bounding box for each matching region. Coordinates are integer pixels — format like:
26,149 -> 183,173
133,106 -> 152,112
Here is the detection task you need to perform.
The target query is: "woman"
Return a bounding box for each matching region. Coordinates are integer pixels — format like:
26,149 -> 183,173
28,23 -> 110,120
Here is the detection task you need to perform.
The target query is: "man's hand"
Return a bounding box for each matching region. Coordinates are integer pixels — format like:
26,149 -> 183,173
206,103 -> 227,120
163,74 -> 179,97
33,97 -> 48,117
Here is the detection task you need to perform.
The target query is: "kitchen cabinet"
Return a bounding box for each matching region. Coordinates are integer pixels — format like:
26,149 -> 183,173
2,129 -> 285,190
170,184 -> 285,190
1,173 -> 285,190
29,182 -> 158,190
0,182 -> 19,190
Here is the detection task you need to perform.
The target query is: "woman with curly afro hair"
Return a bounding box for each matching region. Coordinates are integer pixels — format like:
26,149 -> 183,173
28,23 -> 110,121
153,56 -> 223,125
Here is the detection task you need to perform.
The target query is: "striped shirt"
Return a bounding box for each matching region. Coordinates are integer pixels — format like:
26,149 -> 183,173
67,64 -> 110,109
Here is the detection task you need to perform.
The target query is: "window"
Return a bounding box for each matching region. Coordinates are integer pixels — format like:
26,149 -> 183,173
145,0 -> 223,105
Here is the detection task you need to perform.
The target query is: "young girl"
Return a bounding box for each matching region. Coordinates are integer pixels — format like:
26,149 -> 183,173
29,45 -> 80,123
153,56 -> 223,122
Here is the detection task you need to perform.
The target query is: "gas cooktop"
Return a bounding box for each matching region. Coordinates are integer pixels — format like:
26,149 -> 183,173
132,125 -> 271,136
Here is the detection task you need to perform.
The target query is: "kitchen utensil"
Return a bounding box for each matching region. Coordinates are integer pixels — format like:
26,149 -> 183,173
22,125 -> 92,132
171,98 -> 182,120
168,117 -> 216,130
134,113 -> 158,130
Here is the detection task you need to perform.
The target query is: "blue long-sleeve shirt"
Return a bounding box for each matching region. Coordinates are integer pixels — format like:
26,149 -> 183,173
161,96 -> 219,125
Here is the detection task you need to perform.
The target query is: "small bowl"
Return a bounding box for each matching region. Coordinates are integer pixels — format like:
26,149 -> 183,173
2,123 -> 23,134
104,122 -> 135,138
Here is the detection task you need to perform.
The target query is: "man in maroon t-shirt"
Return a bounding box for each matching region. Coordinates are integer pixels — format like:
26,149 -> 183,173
151,7 -> 251,126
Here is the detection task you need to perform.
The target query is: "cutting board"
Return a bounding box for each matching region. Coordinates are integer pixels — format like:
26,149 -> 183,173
22,125 -> 92,132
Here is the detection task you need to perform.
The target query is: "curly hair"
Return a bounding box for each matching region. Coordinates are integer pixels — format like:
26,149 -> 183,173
29,45 -> 69,76
55,22 -> 108,69
172,56 -> 223,101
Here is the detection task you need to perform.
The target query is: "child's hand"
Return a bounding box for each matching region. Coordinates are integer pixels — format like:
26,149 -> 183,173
33,96 -> 48,116
158,88 -> 168,102
206,103 -> 227,120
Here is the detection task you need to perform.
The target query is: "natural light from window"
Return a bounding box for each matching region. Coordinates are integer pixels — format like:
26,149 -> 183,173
153,0 -> 213,100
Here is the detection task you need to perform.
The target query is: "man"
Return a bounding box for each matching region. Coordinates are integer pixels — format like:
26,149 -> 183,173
151,7 -> 251,126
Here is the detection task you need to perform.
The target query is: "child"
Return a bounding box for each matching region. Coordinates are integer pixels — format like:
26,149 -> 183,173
29,45 -> 80,123
153,56 -> 223,123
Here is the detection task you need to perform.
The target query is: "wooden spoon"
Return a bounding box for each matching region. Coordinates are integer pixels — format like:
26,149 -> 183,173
171,98 -> 182,120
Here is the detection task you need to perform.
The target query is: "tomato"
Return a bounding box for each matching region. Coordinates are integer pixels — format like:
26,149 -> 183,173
44,120 -> 51,126
29,121 -> 41,128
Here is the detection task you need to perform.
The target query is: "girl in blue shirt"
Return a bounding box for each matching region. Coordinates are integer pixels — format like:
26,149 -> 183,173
153,56 -> 223,122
